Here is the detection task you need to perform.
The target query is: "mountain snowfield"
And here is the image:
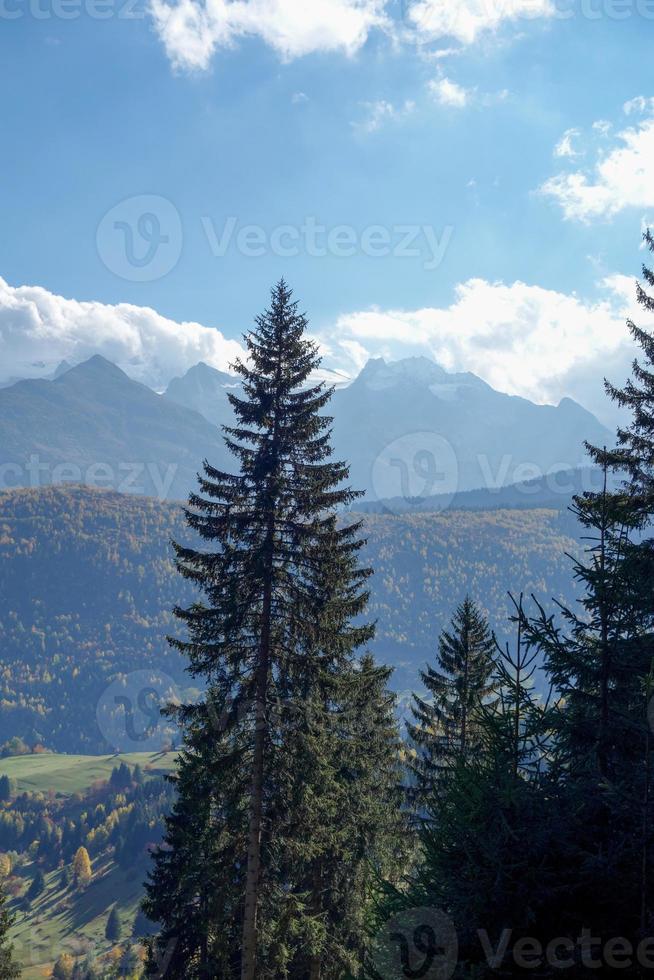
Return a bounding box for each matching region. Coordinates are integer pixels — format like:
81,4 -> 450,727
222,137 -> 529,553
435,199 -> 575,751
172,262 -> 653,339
0,353 -> 612,502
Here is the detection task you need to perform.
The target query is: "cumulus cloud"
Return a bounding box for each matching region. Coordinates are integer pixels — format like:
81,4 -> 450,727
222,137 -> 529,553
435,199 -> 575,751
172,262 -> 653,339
0,277 -> 244,390
149,0 -> 388,72
428,76 -> 470,107
149,0 -> 556,72
406,0 -> 554,45
315,276 -> 646,427
540,102 -> 654,221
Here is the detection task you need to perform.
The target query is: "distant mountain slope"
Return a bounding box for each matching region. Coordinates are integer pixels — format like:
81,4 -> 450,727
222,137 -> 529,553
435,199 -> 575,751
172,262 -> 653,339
358,465 -> 622,514
330,356 -> 612,498
163,360 -> 240,427
0,485 -> 581,752
0,356 -> 230,499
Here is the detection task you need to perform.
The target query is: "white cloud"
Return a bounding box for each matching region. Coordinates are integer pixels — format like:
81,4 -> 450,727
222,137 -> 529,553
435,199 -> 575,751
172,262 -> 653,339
428,76 -> 470,107
150,0 -> 388,72
316,276 -> 646,426
427,76 -> 508,109
540,105 -> 654,221
407,0 -> 554,45
0,278 -> 244,390
623,96 -> 654,117
149,0 -> 556,71
592,119 -> 612,136
353,98 -> 415,133
291,91 -> 309,104
553,127 -> 581,159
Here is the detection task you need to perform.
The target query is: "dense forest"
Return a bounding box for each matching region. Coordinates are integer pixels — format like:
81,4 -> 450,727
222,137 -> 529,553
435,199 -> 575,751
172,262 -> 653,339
0,486 -> 580,753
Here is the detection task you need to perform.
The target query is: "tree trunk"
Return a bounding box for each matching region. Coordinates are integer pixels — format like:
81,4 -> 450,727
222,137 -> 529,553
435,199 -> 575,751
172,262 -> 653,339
597,470 -> 611,781
642,678 -> 652,935
241,569 -> 273,980
309,861 -> 323,980
513,600 -> 523,781
460,629 -> 469,755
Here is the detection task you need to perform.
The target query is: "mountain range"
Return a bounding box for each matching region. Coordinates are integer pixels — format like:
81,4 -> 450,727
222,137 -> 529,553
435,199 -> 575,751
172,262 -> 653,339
0,353 -> 612,502
0,356 -> 231,501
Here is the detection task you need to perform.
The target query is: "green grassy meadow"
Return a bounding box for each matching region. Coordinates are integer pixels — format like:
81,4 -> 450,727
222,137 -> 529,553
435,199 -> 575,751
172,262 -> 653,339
0,752 -> 178,797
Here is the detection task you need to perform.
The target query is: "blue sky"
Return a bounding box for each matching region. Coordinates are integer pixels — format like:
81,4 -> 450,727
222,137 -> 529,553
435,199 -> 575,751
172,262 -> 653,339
1,0 -> 654,424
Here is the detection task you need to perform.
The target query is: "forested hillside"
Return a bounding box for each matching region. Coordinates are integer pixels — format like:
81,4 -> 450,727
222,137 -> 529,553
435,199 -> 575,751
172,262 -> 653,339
0,754 -> 176,978
0,485 -> 582,752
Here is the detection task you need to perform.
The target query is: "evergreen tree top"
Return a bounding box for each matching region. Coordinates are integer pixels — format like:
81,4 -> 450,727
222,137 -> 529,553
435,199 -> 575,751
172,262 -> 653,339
588,229 -> 654,520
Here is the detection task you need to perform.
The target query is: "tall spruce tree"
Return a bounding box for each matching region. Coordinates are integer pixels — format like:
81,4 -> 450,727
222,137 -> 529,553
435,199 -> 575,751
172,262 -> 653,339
146,281 -> 400,979
407,596 -> 495,801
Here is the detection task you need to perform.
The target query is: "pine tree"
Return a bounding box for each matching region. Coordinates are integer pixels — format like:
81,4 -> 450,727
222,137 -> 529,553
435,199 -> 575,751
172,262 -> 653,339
407,596 -> 495,801
106,905 -> 122,942
519,477 -> 654,954
589,228 -> 654,520
488,592 -> 551,781
146,281 -> 395,979
374,607 -> 555,979
0,883 -> 19,980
